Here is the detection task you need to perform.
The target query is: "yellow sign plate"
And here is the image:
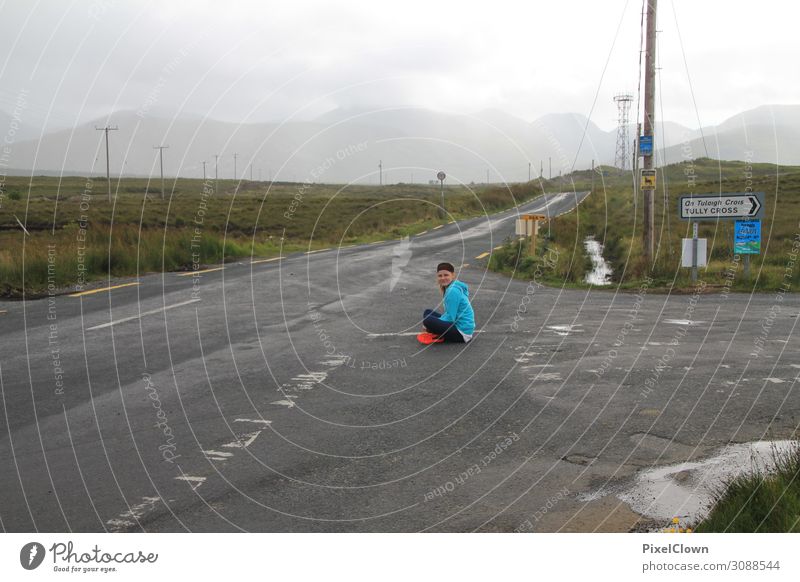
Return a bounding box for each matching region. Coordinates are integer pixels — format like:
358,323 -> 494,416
640,169 -> 657,190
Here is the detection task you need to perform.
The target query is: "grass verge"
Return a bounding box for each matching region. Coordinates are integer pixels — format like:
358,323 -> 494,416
692,443 -> 800,532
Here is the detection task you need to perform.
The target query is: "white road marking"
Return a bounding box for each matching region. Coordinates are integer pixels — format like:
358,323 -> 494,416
662,319 -> 704,326
545,324 -> 582,336
305,248 -> 331,254
106,496 -> 161,531
432,225 -> 444,230
86,298 -> 201,330
319,359 -> 347,366
175,475 -> 206,490
764,378 -> 786,384
531,372 -> 562,381
271,399 -> 296,408
234,418 -> 272,425
367,330 -> 483,338
222,431 -> 262,449
203,450 -> 234,461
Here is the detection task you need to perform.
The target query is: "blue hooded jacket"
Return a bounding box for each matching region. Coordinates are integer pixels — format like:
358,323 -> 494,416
439,280 -> 475,336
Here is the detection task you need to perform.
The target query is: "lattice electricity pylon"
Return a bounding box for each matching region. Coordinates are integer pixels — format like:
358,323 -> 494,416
613,93 -> 634,170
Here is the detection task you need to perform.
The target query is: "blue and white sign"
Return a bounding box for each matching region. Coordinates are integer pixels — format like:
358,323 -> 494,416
639,135 -> 653,156
734,219 -> 761,254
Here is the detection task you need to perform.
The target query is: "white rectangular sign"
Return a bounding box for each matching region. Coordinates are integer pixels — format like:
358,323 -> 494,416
681,238 -> 707,267
679,192 -> 764,220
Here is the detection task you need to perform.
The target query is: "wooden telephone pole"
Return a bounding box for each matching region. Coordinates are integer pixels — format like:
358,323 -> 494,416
95,125 -> 118,201
642,0 -> 657,261
153,145 -> 169,199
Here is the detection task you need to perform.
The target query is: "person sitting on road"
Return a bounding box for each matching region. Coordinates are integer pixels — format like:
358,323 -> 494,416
422,262 -> 475,343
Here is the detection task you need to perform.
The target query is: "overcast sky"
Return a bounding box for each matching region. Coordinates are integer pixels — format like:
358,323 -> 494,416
0,0 -> 795,133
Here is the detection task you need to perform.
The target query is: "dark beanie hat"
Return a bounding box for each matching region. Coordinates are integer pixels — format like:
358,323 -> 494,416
436,262 -> 455,273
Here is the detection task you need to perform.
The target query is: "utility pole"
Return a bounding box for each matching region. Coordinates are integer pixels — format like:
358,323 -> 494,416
95,125 -> 118,201
528,162 -> 531,182
549,157 -> 552,180
153,145 -> 169,199
642,0 -> 657,262
214,154 -> 219,196
202,161 -> 207,181
379,160 -> 383,186
591,159 -> 595,193
540,160 -> 543,178
233,153 -> 238,181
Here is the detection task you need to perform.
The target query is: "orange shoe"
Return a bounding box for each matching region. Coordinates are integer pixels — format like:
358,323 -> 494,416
417,332 -> 444,344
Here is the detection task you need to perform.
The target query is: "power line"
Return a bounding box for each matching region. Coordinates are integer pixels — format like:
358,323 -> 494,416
153,145 -> 169,199
671,0 -> 709,158
568,0 -> 631,173
642,0 -> 657,261
214,154 -> 219,196
95,125 -> 118,201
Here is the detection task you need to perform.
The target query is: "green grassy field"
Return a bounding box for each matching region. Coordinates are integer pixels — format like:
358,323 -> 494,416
2,158 -> 798,296
489,158 -> 800,292
0,176 -> 541,296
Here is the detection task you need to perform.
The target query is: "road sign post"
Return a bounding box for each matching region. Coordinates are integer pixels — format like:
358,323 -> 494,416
678,192 -> 765,280
516,214 -> 546,257
691,222 -> 698,282
734,219 -> 761,278
437,171 -> 446,219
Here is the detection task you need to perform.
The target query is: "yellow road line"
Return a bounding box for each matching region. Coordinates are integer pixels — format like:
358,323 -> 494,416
494,245 -> 504,250
461,263 -> 470,268
176,267 -> 224,277
432,225 -> 444,230
416,230 -> 428,236
448,220 -> 455,224
475,252 -> 490,260
251,257 -> 282,264
69,282 -> 140,297
305,248 -> 331,254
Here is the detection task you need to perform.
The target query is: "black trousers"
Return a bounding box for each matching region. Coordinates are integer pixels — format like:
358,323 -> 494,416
422,309 -> 465,343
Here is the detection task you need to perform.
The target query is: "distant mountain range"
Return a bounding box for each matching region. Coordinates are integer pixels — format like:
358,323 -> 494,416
1,104 -> 797,184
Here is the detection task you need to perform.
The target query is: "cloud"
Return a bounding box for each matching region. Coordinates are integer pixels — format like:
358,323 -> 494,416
0,0 -> 797,133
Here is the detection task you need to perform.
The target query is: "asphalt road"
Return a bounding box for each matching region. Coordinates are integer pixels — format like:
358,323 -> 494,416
1,188 -> 798,533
